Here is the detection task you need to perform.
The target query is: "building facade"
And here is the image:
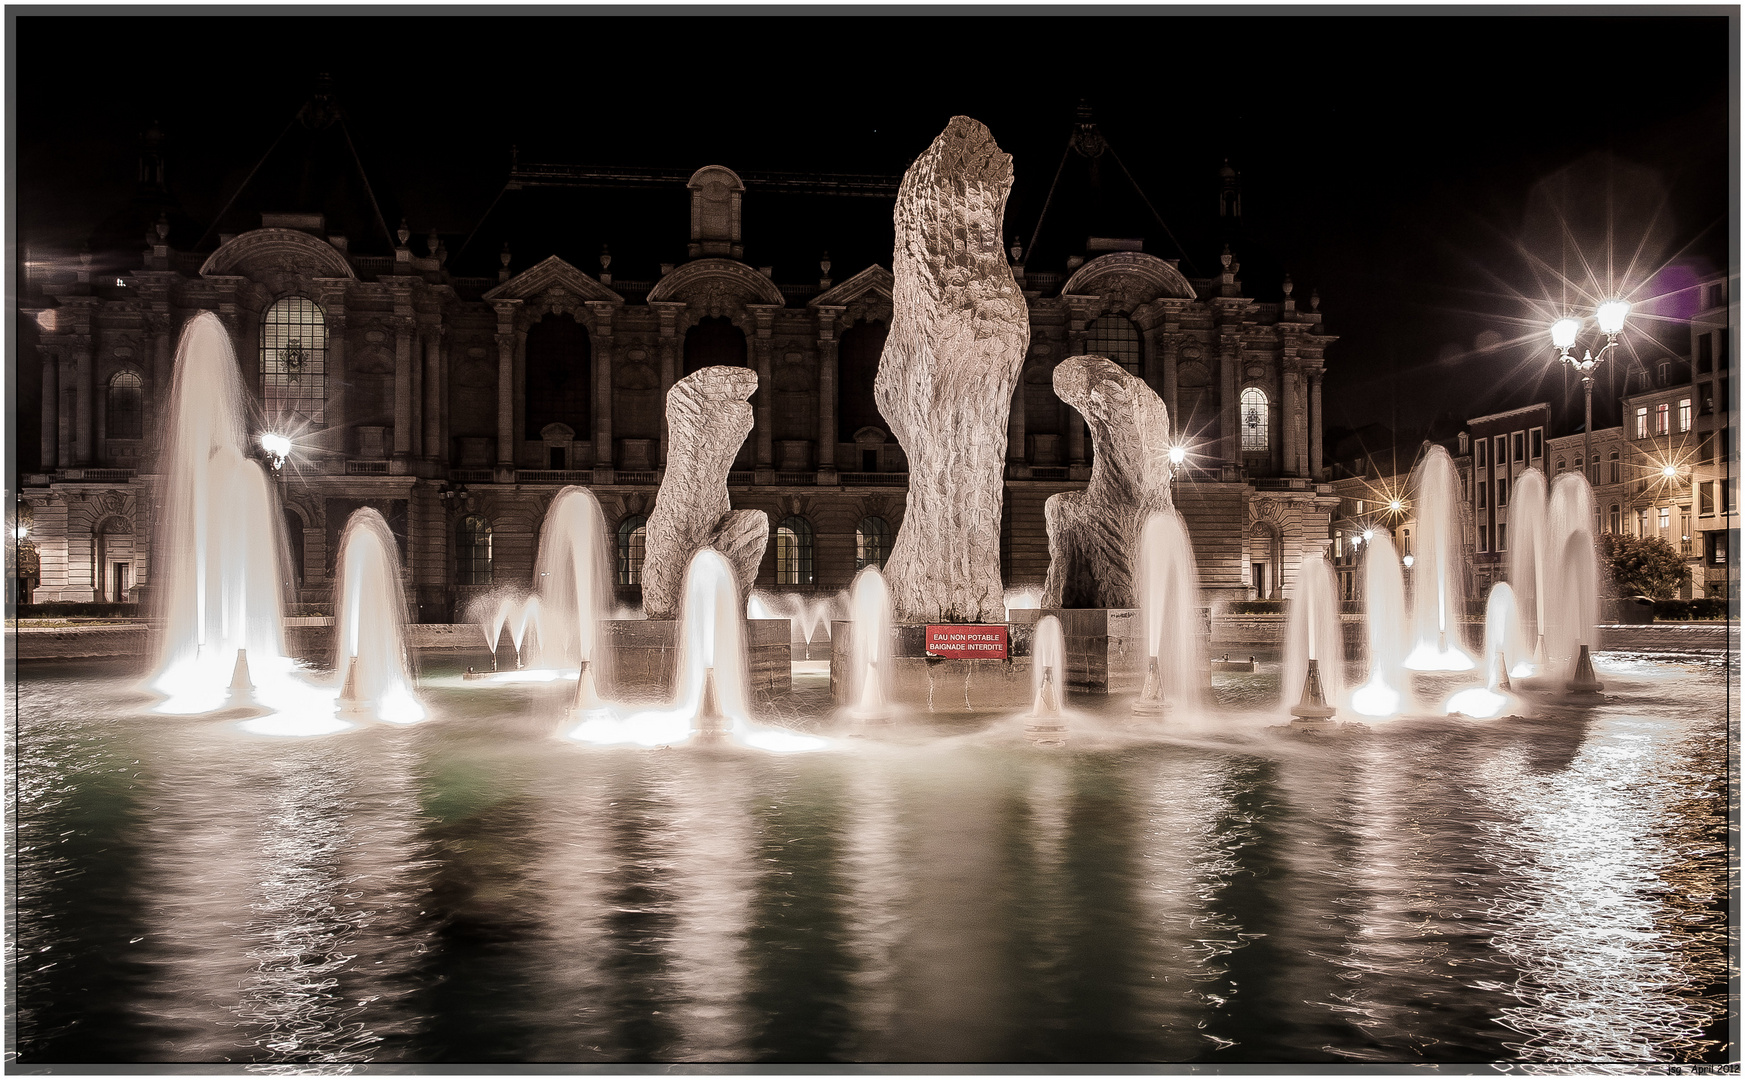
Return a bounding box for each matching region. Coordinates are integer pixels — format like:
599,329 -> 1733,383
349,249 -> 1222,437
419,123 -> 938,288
19,156 -> 1339,617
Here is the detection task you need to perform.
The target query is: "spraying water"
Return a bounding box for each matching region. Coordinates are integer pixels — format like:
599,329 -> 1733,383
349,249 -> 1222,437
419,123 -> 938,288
1544,472 -> 1601,689
1283,552 -> 1343,715
1025,614 -> 1067,744
1447,583 -> 1525,719
845,567 -> 894,721
1509,468 -> 1549,668
333,509 -> 424,724
149,312 -> 294,714
1350,532 -> 1408,717
1131,511 -> 1205,715
1403,445 -> 1475,671
1003,586 -> 1043,619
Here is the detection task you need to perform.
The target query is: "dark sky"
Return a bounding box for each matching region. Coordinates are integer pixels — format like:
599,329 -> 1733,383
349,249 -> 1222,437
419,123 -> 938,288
12,10 -> 1735,445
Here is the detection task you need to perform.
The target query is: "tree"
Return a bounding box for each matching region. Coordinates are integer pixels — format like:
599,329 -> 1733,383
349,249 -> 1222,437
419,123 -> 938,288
1599,532 -> 1691,600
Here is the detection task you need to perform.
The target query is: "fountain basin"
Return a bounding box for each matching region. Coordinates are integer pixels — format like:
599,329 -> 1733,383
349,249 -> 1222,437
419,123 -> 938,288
1006,608 -> 1143,693
829,620 -> 1036,711
602,617 -> 791,697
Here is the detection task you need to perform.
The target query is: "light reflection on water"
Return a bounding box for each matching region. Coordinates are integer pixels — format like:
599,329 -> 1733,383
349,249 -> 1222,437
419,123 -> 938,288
11,651 -> 1731,1066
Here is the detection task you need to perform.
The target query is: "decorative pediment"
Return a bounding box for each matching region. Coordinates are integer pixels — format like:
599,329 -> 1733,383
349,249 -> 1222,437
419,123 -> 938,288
482,255 -> 624,304
1062,252 -> 1196,305
200,228 -> 356,280
810,264 -> 893,309
646,257 -> 784,308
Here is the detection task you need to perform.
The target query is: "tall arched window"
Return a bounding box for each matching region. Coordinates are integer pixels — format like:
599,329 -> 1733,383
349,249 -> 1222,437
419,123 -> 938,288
775,516 -> 814,585
617,515 -> 647,586
1609,504 -> 1622,534
261,296 -> 328,425
1086,314 -> 1142,376
106,371 -> 143,439
684,316 -> 747,375
456,516 -> 493,586
1555,459 -> 1566,475
837,318 -> 889,440
856,516 -> 890,571
525,313 -> 591,441
1240,387 -> 1270,453
1589,454 -> 1600,485
1609,451 -> 1620,484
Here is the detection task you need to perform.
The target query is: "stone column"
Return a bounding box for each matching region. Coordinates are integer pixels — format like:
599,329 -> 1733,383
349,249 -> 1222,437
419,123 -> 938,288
492,301 -> 519,469
1309,369 -> 1324,480
437,327 -> 450,466
815,306 -> 842,475
590,302 -> 616,469
1281,364 -> 1298,476
652,302 -> 683,468
748,305 -> 778,474
74,335 -> 94,465
1066,314 -> 1088,468
59,357 -> 75,471
1160,329 -> 1179,434
145,313 -> 172,454
324,308 -> 348,458
422,321 -> 442,461
1008,377 -> 1026,465
1219,339 -> 1239,466
393,318 -> 414,460
39,350 -> 58,470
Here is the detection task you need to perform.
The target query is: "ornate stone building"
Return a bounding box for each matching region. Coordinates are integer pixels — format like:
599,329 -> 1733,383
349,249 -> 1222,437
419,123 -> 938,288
19,104 -> 1339,617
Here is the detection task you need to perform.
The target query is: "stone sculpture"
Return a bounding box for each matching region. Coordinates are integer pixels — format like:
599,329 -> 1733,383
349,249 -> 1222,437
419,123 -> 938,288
875,116 -> 1030,624
1042,355 -> 1175,609
642,366 -> 768,621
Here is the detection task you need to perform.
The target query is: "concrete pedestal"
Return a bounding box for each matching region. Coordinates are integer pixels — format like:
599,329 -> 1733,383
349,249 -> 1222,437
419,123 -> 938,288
602,618 -> 791,697
1008,608 -> 1144,694
829,620 -> 1035,712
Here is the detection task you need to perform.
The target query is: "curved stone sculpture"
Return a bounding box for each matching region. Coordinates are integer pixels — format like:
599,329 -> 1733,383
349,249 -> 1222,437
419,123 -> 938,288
1042,355 -> 1175,609
642,366 -> 768,620
875,116 -> 1030,624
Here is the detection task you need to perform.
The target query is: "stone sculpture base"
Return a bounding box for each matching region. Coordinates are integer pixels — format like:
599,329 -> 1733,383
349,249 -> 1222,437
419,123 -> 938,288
829,620 -> 1035,712
1007,608 -> 1143,694
601,618 -> 791,698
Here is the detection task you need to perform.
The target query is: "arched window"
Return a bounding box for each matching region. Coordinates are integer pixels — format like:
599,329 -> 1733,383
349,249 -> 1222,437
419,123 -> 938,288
617,515 -> 647,586
1609,504 -> 1622,534
106,371 -> 143,439
775,516 -> 814,585
1086,314 -> 1143,376
525,313 -> 591,441
684,316 -> 747,375
855,516 -> 891,571
1609,450 -> 1620,484
1555,459 -> 1565,475
837,319 -> 888,439
1240,387 -> 1269,453
260,296 -> 328,425
1589,454 -> 1600,485
456,516 -> 493,586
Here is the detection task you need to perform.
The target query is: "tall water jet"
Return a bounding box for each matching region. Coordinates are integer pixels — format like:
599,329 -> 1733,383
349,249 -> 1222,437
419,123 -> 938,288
1025,614 -> 1067,745
845,566 -> 894,722
149,312 -> 293,713
1447,582 -> 1525,719
1403,445 -> 1475,671
674,548 -> 750,741
1350,532 -> 1408,718
1131,511 -> 1205,716
531,487 -> 614,713
1508,467 -> 1549,670
332,509 -> 424,724
1283,553 -> 1343,725
1545,471 -> 1602,696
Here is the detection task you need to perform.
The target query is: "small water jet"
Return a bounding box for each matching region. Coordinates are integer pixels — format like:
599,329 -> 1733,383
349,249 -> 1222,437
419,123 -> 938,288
1130,511 -> 1204,717
1350,532 -> 1408,718
1025,614 -> 1068,745
332,509 -> 424,724
845,567 -> 894,722
1446,582 -> 1526,719
1508,468 -> 1550,674
1402,445 -> 1475,672
1283,553 -> 1343,729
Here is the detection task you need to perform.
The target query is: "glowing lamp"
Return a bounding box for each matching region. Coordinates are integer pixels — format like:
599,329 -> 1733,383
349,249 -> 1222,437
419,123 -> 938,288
1388,499 -> 1403,512
1551,318 -> 1582,350
1362,529 -> 1374,541
261,432 -> 291,458
1168,445 -> 1187,465
1661,465 -> 1678,479
1402,554 -> 1415,568
1596,300 -> 1630,336
14,523 -> 27,541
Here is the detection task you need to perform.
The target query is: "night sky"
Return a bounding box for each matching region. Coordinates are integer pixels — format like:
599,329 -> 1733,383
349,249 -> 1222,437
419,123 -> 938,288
11,10 -> 1734,456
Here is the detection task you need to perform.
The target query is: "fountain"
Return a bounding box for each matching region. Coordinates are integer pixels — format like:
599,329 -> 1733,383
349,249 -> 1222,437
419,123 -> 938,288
1130,511 -> 1205,717
843,567 -> 894,722
148,312 -> 296,715
1282,552 -> 1343,729
1508,468 -> 1549,674
1025,614 -> 1068,745
1349,532 -> 1408,718
1403,445 -> 1475,672
1446,582 -> 1526,719
1544,472 -> 1603,698
529,487 -> 615,715
332,509 -> 423,724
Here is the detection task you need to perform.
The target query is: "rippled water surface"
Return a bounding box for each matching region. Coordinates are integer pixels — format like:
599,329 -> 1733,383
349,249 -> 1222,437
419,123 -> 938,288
10,650 -> 1733,1066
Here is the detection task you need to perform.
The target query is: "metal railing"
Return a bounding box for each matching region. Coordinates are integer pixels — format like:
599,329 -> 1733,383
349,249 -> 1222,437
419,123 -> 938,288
727,471 -> 756,485
448,469 -> 494,483
66,468 -> 136,483
839,472 -> 908,486
516,470 -> 594,485
346,460 -> 390,475
615,471 -> 660,485
1029,467 -> 1069,480
775,472 -> 816,485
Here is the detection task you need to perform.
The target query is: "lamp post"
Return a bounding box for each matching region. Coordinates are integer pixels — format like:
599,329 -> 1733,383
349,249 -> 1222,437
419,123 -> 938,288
1551,300 -> 1630,475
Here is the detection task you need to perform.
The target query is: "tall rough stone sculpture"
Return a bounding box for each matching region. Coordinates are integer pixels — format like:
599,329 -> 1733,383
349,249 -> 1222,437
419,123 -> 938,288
1042,356 -> 1175,609
642,366 -> 768,621
876,116 -> 1030,624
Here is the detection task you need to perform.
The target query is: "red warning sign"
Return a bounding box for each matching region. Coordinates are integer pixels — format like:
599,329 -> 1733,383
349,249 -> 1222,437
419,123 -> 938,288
925,624 -> 1009,659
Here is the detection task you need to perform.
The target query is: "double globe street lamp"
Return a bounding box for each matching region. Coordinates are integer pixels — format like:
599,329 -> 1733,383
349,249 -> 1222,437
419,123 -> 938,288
1551,299 -> 1630,469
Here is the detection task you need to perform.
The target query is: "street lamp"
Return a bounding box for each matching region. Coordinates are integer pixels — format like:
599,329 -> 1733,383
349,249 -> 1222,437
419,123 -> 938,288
260,432 -> 292,471
1551,300 -> 1630,474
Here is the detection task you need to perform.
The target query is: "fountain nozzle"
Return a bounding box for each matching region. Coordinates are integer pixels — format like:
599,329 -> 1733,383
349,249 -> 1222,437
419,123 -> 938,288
1132,654 -> 1168,716
695,665 -> 729,742
1565,643 -> 1604,700
568,658 -> 608,716
1289,658 -> 1337,725
1026,663 -> 1068,745
228,648 -> 254,693
337,656 -> 370,714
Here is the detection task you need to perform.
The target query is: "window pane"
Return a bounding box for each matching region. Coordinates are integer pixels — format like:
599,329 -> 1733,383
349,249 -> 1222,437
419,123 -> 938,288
107,371 -> 143,439
1240,388 -> 1269,452
617,516 -> 647,585
855,516 -> 890,571
261,297 -> 328,426
1086,315 -> 1143,377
